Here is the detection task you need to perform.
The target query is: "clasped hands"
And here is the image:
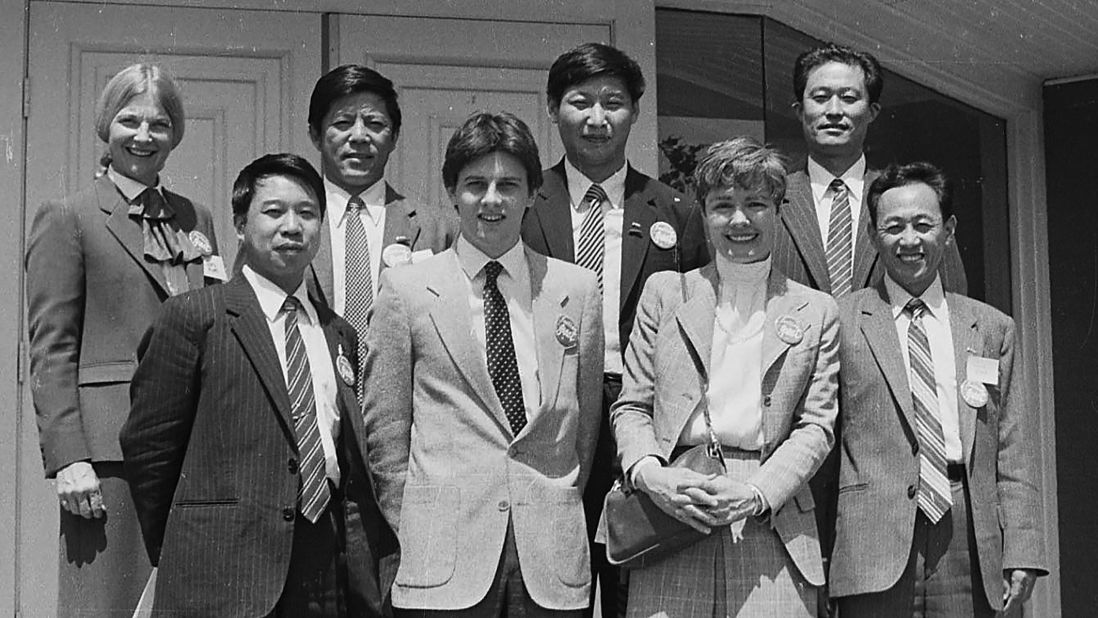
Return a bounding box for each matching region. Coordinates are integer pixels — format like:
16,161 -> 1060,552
635,464 -> 759,534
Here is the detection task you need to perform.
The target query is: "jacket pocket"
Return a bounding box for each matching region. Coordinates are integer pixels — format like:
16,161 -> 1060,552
547,487 -> 589,588
173,498 -> 240,508
395,485 -> 459,588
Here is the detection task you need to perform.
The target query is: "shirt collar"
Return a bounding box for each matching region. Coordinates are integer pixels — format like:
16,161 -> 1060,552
563,157 -> 627,211
324,177 -> 388,225
455,235 -> 527,282
241,265 -> 317,325
107,166 -> 158,202
807,154 -> 867,205
884,273 -> 947,321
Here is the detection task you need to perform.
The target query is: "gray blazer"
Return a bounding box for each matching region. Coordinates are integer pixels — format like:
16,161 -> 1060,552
830,283 -> 1047,608
362,246 -> 604,610
611,265 -> 840,588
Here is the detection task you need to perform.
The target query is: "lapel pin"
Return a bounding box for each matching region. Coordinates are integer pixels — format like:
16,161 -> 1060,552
649,221 -> 677,249
394,235 -> 411,246
775,315 -> 804,345
555,314 -> 578,348
336,343 -> 356,386
628,221 -> 644,237
960,379 -> 989,408
382,243 -> 413,268
188,231 -> 213,256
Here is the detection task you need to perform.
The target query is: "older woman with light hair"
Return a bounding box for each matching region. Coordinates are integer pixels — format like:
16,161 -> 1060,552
612,137 -> 839,617
25,63 -> 222,617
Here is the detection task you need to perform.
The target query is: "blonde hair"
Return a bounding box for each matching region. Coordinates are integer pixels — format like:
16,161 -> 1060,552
94,64 -> 185,170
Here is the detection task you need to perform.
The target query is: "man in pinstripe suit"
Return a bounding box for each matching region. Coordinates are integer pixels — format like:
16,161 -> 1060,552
122,154 -> 393,617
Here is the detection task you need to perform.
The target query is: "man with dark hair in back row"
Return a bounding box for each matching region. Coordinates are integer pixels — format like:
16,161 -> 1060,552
521,42 -> 710,618
122,153 -> 392,616
306,64 -> 458,397
773,45 -> 970,605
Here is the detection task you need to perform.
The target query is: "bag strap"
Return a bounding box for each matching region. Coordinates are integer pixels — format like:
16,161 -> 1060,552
679,269 -> 723,461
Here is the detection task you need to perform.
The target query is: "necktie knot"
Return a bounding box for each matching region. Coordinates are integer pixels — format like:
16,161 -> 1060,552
346,196 -> 365,215
583,183 -> 608,210
829,178 -> 847,195
904,297 -> 927,319
484,260 -> 504,284
282,296 -> 302,315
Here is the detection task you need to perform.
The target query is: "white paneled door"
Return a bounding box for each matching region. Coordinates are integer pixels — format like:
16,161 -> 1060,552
21,3 -> 320,614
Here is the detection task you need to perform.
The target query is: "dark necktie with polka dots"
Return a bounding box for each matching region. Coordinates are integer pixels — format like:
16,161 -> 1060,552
483,260 -> 526,436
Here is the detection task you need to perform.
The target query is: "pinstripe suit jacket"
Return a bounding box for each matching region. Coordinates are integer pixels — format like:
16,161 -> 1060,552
611,265 -> 839,588
308,183 -> 459,308
830,283 -> 1047,608
121,276 -> 394,617
362,246 -> 604,610
26,175 -> 219,477
773,169 -> 968,295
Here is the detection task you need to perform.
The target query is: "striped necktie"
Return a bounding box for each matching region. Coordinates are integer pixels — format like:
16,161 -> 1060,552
905,298 -> 952,523
825,178 -> 854,297
282,297 -> 331,523
574,183 -> 607,291
343,196 -> 372,401
483,261 -> 526,436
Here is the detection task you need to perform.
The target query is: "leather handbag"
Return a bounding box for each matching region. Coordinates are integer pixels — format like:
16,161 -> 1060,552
604,399 -> 726,568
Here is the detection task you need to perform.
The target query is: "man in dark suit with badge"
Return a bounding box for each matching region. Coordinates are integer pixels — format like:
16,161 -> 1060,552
122,153 -> 392,617
520,42 -> 709,618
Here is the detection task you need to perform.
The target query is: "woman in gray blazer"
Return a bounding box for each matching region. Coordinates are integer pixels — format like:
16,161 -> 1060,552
25,63 -> 221,617
611,137 -> 839,617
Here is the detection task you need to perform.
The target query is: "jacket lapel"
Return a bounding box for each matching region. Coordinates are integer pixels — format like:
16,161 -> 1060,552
671,267 -> 717,435
318,307 -> 366,457
859,282 -> 917,430
620,166 -> 656,313
99,177 -> 171,297
781,171 -> 831,291
759,271 -> 808,445
381,184 -> 422,272
311,217 -> 335,307
426,251 -> 511,433
948,294 -> 981,466
852,169 -> 881,288
533,161 -> 576,261
528,249 -> 565,421
225,277 -> 296,443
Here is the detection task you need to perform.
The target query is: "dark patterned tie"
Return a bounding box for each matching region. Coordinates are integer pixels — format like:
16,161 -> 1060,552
905,298 -> 951,523
574,183 -> 607,292
483,261 -> 526,436
282,297 -> 331,523
826,178 -> 854,297
343,196 -> 372,402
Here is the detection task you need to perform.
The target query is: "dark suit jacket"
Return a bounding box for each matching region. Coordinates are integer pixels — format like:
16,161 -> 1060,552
309,183 -> 459,308
26,175 -> 219,477
120,277 -> 394,617
830,283 -> 1047,608
521,160 -> 711,355
773,169 -> 968,295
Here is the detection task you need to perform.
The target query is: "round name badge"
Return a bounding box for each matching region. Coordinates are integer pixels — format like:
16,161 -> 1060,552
337,354 -> 356,386
775,315 -> 804,345
555,315 -> 578,348
382,243 -> 413,268
960,379 -> 989,408
649,221 -> 678,250
188,231 -> 213,256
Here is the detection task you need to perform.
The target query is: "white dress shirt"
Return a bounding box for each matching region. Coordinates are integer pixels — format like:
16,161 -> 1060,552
455,236 -> 541,423
884,275 -> 963,462
324,177 -> 387,315
679,255 -> 769,450
242,266 -> 342,483
807,154 -> 867,245
564,158 -> 626,375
